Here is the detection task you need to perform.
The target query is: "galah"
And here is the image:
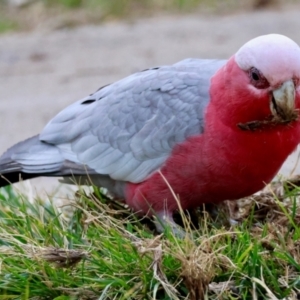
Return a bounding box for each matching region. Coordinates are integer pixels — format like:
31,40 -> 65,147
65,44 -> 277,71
1,34 -> 300,231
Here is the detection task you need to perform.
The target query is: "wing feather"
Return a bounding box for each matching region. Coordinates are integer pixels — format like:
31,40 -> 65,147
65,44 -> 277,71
39,59 -> 226,183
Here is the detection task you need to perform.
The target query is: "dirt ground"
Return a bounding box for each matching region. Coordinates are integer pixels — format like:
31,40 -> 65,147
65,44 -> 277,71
1,3 -> 300,201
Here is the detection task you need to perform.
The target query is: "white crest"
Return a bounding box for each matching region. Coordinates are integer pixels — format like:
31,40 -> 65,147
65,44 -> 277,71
235,34 -> 300,86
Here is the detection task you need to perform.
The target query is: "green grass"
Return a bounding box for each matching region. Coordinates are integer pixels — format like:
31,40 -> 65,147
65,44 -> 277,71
0,182 -> 300,299
44,0 -> 219,12
0,19 -> 18,33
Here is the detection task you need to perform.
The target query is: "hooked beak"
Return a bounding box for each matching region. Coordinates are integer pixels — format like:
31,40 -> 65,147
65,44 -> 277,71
270,80 -> 297,122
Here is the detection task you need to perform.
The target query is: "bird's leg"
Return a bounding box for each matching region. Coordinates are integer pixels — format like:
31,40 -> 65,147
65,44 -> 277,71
154,211 -> 186,238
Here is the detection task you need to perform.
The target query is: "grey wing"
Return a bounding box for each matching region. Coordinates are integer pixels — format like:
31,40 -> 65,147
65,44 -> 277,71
40,59 -> 226,183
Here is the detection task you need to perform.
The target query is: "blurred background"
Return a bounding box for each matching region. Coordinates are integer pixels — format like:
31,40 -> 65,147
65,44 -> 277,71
0,0 -> 295,32
0,0 -> 300,201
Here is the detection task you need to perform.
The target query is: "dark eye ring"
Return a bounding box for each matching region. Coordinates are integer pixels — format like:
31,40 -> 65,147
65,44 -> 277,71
248,67 -> 269,89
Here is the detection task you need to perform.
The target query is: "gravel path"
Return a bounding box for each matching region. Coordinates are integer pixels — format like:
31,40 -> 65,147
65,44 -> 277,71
1,5 -> 300,200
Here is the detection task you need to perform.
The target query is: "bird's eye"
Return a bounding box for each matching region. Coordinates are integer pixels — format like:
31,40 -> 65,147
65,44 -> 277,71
251,68 -> 260,81
248,67 -> 269,89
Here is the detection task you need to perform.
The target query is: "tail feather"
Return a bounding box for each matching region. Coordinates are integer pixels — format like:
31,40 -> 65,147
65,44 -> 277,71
0,135 -> 70,187
0,136 -> 126,198
0,172 -> 42,187
0,135 -> 104,188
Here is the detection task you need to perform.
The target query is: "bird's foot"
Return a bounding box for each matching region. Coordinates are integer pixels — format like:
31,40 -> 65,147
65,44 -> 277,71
153,211 -> 187,238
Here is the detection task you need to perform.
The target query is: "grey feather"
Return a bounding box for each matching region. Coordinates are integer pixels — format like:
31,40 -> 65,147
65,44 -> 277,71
0,59 -> 226,188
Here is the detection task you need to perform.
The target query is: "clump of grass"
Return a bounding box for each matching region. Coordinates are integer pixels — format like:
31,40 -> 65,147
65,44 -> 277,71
0,180 -> 300,299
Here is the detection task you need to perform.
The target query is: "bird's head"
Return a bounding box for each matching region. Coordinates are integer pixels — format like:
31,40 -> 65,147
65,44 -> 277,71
210,34 -> 300,131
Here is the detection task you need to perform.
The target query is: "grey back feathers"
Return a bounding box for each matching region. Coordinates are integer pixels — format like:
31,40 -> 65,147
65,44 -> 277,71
0,59 -> 226,187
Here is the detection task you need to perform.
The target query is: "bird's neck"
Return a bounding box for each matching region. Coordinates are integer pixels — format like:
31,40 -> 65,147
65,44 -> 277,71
202,106 -> 300,191
208,57 -> 273,129
203,58 -> 300,190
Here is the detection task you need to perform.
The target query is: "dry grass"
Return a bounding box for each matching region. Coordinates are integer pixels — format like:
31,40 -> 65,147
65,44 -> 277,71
1,175 -> 300,298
